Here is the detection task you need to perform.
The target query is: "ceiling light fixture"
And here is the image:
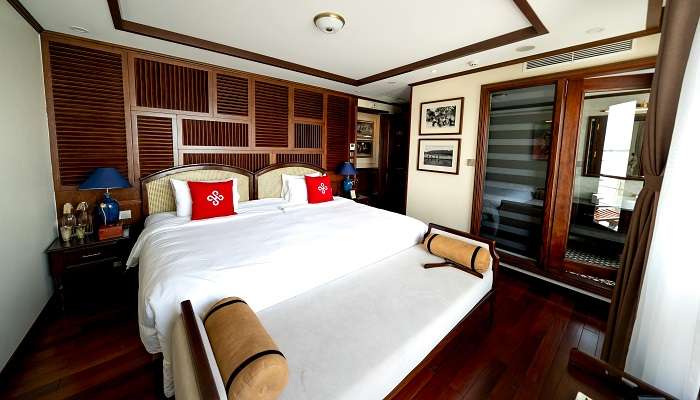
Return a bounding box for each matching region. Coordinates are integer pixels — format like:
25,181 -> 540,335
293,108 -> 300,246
386,81 -> 397,85
516,45 -> 536,52
70,25 -> 89,34
466,60 -> 479,68
314,12 -> 346,34
431,69 -> 438,74
586,27 -> 605,34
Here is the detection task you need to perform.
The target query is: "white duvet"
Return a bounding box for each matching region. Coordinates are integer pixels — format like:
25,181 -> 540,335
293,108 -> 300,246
127,197 -> 427,395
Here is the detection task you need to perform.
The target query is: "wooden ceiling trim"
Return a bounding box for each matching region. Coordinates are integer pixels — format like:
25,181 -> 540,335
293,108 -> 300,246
7,0 -> 43,33
104,0 -> 549,86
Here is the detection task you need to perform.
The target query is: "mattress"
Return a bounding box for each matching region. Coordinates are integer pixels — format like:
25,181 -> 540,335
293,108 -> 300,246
127,197 -> 428,396
171,245 -> 493,400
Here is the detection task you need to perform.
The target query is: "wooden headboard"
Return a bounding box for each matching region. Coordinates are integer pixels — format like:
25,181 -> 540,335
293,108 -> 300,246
253,162 -> 327,199
140,164 -> 254,217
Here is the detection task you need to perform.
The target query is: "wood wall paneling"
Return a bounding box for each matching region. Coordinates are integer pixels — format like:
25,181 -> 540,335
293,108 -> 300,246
133,58 -> 209,113
182,152 -> 270,171
215,73 -> 249,117
181,119 -> 248,147
133,114 -> 176,178
42,33 -> 357,224
326,94 -> 351,171
254,80 -> 289,148
294,123 -> 322,148
47,41 -> 130,187
293,89 -> 324,120
276,153 -> 323,167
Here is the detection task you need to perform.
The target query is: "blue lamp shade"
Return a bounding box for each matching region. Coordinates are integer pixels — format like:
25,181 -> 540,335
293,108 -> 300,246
79,168 -> 129,226
79,168 -> 130,190
338,161 -> 357,176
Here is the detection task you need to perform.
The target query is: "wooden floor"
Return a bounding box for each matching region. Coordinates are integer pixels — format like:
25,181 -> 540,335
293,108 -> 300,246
0,268 -> 623,399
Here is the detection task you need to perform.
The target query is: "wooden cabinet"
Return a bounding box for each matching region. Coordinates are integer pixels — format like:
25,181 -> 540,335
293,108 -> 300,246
46,234 -> 134,310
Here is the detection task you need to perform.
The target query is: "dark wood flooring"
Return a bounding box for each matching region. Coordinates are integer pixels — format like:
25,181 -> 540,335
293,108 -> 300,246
0,268 -> 623,399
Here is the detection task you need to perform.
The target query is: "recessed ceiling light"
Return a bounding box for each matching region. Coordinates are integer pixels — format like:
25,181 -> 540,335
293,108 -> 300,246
586,27 -> 605,34
314,12 -> 345,34
70,25 -> 89,34
431,69 -> 438,74
516,45 -> 536,52
466,60 -> 479,68
386,81 -> 397,85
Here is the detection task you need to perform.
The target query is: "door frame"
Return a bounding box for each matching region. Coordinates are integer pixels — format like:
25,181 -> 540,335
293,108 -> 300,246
469,59 -> 656,298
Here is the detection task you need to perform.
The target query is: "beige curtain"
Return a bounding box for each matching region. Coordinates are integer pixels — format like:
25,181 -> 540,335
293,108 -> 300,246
602,0 -> 700,368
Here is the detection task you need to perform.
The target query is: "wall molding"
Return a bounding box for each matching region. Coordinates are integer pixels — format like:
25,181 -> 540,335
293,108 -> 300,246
105,0 -> 549,86
6,0 -> 43,33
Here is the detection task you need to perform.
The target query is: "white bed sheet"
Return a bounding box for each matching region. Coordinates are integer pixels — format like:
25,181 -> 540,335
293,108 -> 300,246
257,245 -> 493,400
128,197 -> 427,395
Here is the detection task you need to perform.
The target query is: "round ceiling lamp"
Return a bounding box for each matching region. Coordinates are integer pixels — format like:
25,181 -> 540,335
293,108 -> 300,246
314,12 -> 346,34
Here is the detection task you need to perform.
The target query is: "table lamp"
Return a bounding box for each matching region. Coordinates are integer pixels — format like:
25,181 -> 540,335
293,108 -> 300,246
79,167 -> 130,226
338,161 -> 357,194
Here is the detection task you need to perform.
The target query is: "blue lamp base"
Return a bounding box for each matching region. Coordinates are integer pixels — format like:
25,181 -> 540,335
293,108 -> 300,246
99,192 -> 120,226
342,176 -> 353,193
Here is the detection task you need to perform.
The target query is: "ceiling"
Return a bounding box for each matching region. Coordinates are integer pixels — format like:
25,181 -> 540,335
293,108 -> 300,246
23,0 -> 651,103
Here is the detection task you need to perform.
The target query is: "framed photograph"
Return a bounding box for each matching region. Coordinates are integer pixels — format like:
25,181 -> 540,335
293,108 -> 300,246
419,97 -> 464,135
417,139 -> 461,175
356,120 -> 374,158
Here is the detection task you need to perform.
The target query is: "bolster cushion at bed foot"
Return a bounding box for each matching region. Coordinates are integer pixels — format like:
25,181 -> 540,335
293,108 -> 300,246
204,297 -> 288,399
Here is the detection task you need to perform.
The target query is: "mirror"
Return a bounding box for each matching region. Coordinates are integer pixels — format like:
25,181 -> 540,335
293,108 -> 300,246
582,92 -> 649,180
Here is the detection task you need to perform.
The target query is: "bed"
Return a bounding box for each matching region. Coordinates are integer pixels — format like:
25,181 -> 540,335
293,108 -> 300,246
171,223 -> 499,399
129,163 -> 430,396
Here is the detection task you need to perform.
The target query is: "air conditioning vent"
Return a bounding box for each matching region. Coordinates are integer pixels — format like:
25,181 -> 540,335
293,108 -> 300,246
525,40 -> 633,70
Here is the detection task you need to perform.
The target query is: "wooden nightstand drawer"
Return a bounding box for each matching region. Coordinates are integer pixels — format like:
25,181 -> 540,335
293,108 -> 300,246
63,243 -> 120,267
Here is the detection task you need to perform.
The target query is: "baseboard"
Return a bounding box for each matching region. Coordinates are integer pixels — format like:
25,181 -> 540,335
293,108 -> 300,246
502,263 -> 611,303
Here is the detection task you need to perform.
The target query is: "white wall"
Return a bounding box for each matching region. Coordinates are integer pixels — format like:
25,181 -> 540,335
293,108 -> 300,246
406,35 -> 660,230
0,2 -> 56,369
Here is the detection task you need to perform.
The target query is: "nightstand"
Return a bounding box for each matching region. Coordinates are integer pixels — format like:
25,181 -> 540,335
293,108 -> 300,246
46,232 -> 135,310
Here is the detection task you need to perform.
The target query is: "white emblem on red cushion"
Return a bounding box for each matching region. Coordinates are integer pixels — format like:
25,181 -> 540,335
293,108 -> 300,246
207,190 -> 224,206
317,183 -> 328,195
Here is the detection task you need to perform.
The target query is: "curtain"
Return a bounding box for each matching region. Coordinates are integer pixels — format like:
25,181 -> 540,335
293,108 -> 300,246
625,20 -> 700,399
602,0 -> 700,368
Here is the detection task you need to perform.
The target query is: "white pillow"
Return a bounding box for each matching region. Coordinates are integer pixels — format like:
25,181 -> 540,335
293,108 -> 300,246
281,173 -> 321,200
170,178 -> 240,217
286,178 -> 310,204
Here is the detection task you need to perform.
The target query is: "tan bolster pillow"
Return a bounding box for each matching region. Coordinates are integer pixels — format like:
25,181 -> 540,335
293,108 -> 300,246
423,233 -> 492,273
204,297 -> 288,400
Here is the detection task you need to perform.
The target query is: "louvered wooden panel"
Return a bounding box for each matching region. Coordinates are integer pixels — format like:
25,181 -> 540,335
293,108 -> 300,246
182,119 -> 248,147
293,89 -> 323,120
49,41 -> 128,186
294,123 -> 322,149
326,95 -> 350,170
254,81 -> 289,147
136,115 -> 174,177
276,153 -> 322,167
216,74 -> 248,116
134,58 -> 208,112
183,153 -> 270,171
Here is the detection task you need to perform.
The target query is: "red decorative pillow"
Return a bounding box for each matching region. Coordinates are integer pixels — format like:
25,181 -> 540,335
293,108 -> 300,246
187,180 -> 236,220
305,175 -> 334,204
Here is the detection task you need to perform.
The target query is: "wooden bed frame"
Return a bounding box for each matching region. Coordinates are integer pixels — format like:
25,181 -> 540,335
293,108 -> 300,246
178,223 -> 499,400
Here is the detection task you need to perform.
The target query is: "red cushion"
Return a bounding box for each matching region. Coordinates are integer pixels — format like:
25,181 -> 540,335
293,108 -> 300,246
187,180 -> 236,220
305,175 -> 334,204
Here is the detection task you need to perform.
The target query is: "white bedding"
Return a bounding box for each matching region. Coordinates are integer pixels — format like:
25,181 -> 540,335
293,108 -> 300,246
128,197 -> 427,395
260,246 -> 493,399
